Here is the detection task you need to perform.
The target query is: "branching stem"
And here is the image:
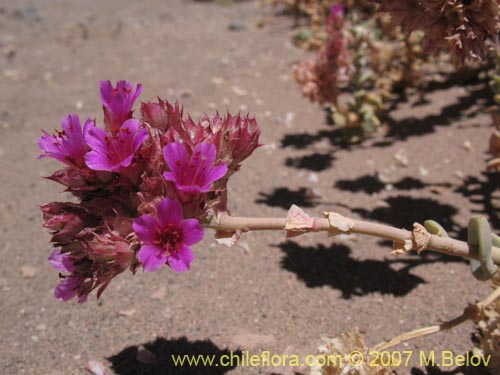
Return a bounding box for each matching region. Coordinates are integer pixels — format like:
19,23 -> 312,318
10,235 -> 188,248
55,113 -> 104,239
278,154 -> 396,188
208,213 -> 500,264
372,286 -> 500,351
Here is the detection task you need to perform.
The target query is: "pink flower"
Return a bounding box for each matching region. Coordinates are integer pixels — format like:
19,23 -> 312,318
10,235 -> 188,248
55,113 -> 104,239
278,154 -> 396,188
133,198 -> 204,272
54,276 -> 87,303
330,4 -> 344,17
38,114 -> 94,168
85,119 -> 148,172
48,249 -> 76,273
39,81 -> 264,302
48,249 -> 87,303
163,142 -> 227,194
100,80 -> 142,133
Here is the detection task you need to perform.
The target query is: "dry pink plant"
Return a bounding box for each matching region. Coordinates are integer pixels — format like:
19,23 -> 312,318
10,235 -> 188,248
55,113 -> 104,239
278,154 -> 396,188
376,0 -> 500,65
293,4 -> 352,105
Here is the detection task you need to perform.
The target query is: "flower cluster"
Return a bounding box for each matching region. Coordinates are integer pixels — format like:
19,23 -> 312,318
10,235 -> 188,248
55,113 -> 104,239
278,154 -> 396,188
293,4 -> 352,105
39,80 -> 261,302
376,0 -> 500,65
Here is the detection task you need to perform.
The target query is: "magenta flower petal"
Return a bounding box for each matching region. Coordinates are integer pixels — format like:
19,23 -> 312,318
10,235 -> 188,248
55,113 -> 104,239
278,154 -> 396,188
100,80 -> 142,132
85,119 -> 148,172
38,114 -> 93,168
187,143 -> 217,186
180,219 -> 205,246
133,197 -> 204,272
48,249 -> 76,273
162,171 -> 176,184
162,141 -> 227,193
191,142 -> 217,167
204,163 -> 228,188
54,277 -> 80,301
157,197 -> 183,227
132,215 -> 159,243
330,4 -> 344,17
167,245 -> 194,272
100,80 -> 114,105
162,141 -> 189,176
137,244 -> 167,272
100,80 -> 142,111
84,127 -> 113,170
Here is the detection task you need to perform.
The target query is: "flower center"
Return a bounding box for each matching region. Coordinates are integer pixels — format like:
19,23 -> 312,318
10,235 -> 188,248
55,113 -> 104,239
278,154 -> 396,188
155,224 -> 183,254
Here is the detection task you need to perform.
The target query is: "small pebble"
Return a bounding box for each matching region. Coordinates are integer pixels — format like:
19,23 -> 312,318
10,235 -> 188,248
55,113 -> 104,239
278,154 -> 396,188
308,173 -> 318,183
232,86 -> 248,97
43,72 -> 53,83
305,188 -> 322,199
136,347 -> 157,364
3,69 -> 26,80
3,45 -> 16,60
283,112 -> 295,127
20,265 -> 37,278
393,151 -> 409,167
228,21 -> 246,31
211,77 -> 224,86
85,360 -> 107,375
150,287 -> 167,300
375,172 -> 389,184
180,89 -> 192,98
430,186 -> 445,194
118,309 -> 136,317
419,166 -> 429,176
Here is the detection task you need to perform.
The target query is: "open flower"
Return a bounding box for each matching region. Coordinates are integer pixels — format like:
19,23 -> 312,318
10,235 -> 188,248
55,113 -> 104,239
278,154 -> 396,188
100,80 -> 142,133
133,198 -> 204,272
85,119 -> 148,172
48,248 -> 76,273
54,276 -> 87,303
163,142 -> 227,194
48,249 -> 87,303
38,114 -> 94,168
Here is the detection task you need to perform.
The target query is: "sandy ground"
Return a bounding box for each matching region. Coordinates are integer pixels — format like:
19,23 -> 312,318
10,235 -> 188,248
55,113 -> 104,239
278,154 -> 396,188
1,0 -> 498,374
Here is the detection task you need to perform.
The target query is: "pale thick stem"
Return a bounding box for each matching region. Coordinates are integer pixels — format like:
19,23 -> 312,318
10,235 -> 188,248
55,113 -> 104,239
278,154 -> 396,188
211,213 -> 500,264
